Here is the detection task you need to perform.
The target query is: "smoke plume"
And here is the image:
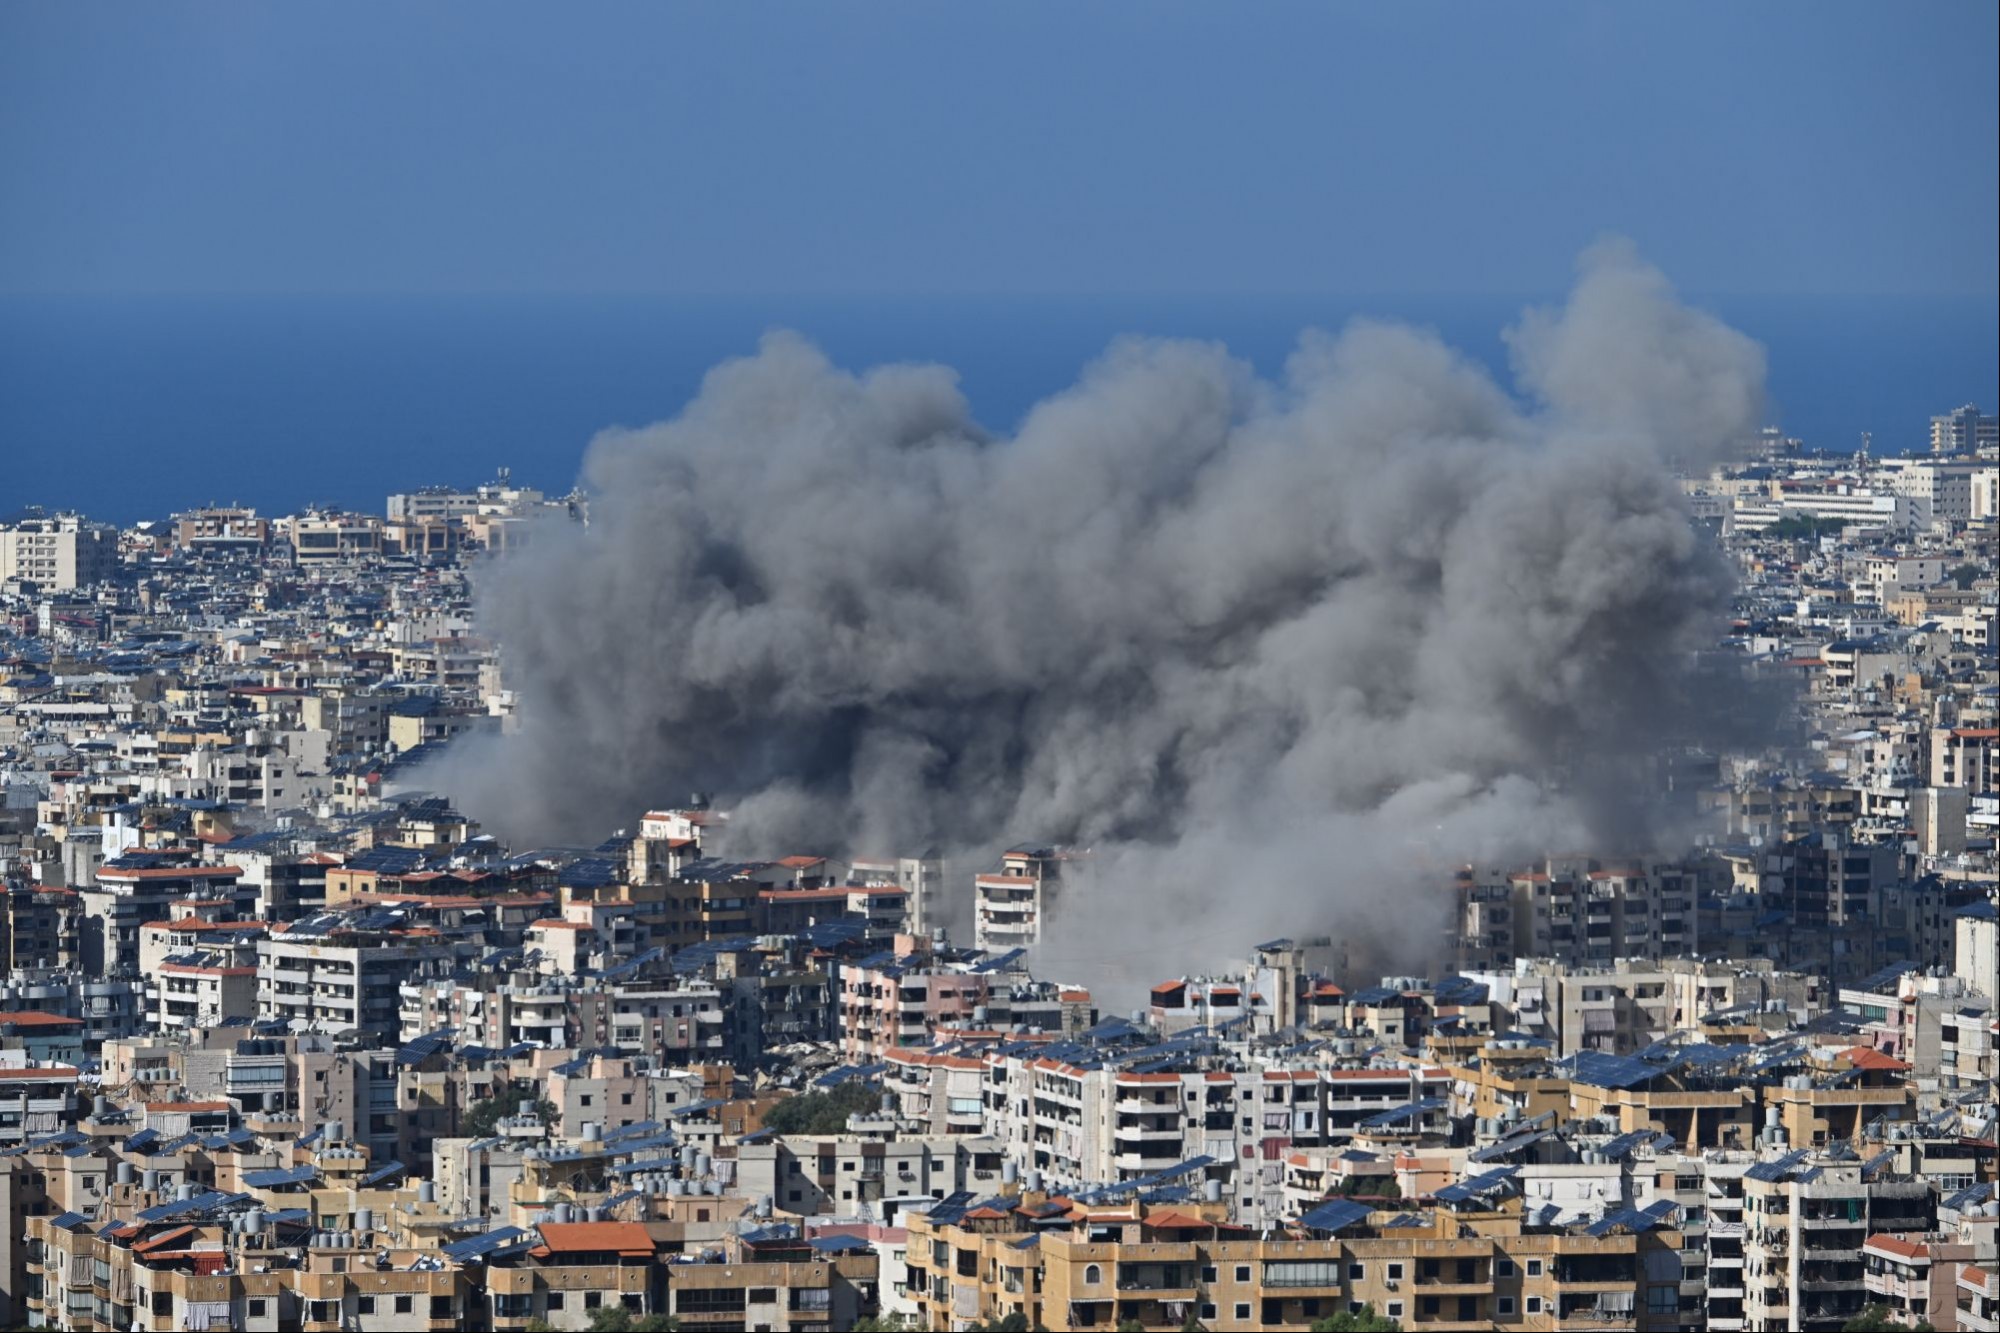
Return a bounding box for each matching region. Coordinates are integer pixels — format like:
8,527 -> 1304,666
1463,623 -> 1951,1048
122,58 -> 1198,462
439,241 -> 1768,983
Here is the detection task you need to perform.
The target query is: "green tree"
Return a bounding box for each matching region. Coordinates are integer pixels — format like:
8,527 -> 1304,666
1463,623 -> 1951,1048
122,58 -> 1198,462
1313,1306 -> 1404,1332
1843,1306 -> 1932,1332
1119,1321 -> 1149,1332
851,1318 -> 921,1332
583,1310 -> 680,1333
968,1314 -> 1031,1332
1948,562 -> 1983,589
462,1090 -> 556,1138
761,1081 -> 886,1135
1765,514 -> 1848,540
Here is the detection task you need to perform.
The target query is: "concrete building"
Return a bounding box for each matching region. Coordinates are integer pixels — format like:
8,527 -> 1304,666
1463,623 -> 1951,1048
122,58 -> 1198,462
0,512 -> 117,590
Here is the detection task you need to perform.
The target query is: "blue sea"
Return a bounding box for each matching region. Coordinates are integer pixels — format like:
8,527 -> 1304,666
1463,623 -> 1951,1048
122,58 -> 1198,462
2,293 -> 1994,524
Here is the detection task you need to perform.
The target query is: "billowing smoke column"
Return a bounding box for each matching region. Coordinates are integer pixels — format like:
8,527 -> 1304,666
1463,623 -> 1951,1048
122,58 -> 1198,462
441,241 -> 1767,983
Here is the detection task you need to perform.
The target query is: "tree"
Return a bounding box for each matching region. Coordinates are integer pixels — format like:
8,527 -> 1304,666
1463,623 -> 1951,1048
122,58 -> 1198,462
463,1090 -> 556,1138
1765,514 -> 1847,540
761,1081 -> 886,1136
852,1318 -> 921,1332
1948,562 -> 1983,589
1313,1306 -> 1404,1332
969,1314 -> 1031,1332
1119,1322 -> 1149,1332
1843,1306 -> 1932,1332
583,1310 -> 680,1333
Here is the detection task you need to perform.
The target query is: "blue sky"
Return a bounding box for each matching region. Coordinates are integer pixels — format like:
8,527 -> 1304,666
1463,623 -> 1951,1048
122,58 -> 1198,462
1,2 -> 1995,299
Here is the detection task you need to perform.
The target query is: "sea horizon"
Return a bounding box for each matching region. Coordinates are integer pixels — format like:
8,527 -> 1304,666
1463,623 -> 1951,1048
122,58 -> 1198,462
4,290 -> 1994,525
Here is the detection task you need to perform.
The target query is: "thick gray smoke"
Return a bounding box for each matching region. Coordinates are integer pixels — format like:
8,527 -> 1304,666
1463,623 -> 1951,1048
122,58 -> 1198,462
440,241 -> 1767,984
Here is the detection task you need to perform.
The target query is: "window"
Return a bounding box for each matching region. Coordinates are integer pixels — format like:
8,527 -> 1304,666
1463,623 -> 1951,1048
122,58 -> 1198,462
432,1297 -> 453,1319
586,1292 -> 603,1309
1084,1265 -> 1102,1285
1526,1259 -> 1543,1277
1496,1257 -> 1516,1279
357,1296 -> 376,1314
622,1092 -> 633,1104
1526,1296 -> 1543,1314
1201,1265 -> 1218,1283
1234,1304 -> 1251,1321
1235,1265 -> 1251,1283
1348,1263 -> 1365,1281
1201,1305 -> 1217,1321
248,1300 -> 267,1318
1387,1263 -> 1404,1281
1498,1296 -> 1516,1316
1386,1302 -> 1404,1319
394,1296 -> 412,1314
748,1288 -> 777,1303
548,1292 -> 566,1309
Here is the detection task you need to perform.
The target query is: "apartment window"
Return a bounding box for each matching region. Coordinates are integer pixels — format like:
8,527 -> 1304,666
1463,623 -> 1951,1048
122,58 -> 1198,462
357,1296 -> 376,1314
248,1300 -> 267,1318
1495,1257 -> 1516,1279
586,1293 -> 603,1309
1084,1265 -> 1102,1286
1525,1259 -> 1543,1277
1387,1263 -> 1404,1281
1234,1305 -> 1251,1322
1201,1266 -> 1217,1283
1201,1305 -> 1217,1321
1349,1262 -> 1365,1281
1386,1302 -> 1404,1319
1420,1297 -> 1440,1316
1498,1296 -> 1516,1316
548,1293 -> 566,1309
1235,1265 -> 1251,1283
394,1296 -> 412,1314
748,1288 -> 777,1303
1526,1296 -> 1543,1314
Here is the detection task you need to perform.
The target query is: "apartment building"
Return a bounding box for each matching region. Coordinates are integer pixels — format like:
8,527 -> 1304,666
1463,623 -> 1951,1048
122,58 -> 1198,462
0,512 -> 118,590
1740,1153 -> 1936,1332
908,1192 -> 1689,1332
974,846 -> 1068,952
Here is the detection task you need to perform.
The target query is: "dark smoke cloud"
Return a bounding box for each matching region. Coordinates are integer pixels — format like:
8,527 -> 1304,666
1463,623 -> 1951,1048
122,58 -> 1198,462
433,241 -> 1767,983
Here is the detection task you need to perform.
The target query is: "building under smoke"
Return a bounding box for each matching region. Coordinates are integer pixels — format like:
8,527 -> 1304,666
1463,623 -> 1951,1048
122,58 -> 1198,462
436,241 -> 1772,979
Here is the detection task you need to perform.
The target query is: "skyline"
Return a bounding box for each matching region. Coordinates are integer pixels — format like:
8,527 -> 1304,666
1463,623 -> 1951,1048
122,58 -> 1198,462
2,2 -> 1996,301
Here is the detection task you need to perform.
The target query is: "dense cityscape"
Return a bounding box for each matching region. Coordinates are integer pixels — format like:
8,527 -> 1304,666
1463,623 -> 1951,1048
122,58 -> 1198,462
0,403 -> 1992,1333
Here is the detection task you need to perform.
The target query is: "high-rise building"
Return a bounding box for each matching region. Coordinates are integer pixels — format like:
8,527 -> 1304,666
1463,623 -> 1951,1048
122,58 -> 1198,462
0,512 -> 117,590
1929,403 -> 1998,455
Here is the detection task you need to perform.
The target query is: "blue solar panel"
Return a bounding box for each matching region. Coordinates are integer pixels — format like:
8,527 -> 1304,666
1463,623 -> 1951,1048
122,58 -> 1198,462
1564,1050 -> 1675,1090
360,1161 -> 407,1188
1297,1199 -> 1371,1234
440,1226 -> 534,1261
1359,1097 -> 1445,1129
810,1233 -> 873,1252
243,1165 -> 318,1189
925,1191 -> 977,1226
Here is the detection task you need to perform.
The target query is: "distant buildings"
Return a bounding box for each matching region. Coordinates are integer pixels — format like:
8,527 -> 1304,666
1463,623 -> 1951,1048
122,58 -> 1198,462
0,430 -> 1991,1331
1932,403 -> 1999,456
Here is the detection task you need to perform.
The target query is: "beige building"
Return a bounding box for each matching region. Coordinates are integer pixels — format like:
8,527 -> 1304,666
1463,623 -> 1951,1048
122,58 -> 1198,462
0,512 -> 117,589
